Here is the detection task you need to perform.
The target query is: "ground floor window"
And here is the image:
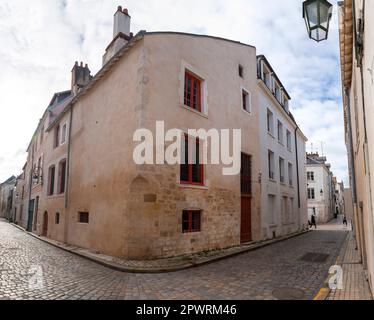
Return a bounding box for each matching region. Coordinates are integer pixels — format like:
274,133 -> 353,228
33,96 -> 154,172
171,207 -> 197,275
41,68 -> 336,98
78,212 -> 89,224
182,210 -> 201,233
55,212 -> 60,224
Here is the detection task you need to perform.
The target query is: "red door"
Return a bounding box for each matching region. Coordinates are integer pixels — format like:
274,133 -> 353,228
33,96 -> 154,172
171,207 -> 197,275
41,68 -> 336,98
241,196 -> 252,243
240,153 -> 252,243
42,212 -> 48,236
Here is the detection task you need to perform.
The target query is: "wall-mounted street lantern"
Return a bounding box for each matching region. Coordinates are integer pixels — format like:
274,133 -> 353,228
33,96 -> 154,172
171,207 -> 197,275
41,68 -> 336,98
32,167 -> 43,185
303,0 -> 333,42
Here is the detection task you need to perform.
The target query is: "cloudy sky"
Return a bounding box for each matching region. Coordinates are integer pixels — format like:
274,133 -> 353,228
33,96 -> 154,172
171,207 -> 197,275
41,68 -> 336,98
0,0 -> 347,184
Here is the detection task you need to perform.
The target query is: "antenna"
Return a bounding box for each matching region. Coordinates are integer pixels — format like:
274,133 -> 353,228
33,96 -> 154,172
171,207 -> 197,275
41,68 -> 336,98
318,141 -> 325,156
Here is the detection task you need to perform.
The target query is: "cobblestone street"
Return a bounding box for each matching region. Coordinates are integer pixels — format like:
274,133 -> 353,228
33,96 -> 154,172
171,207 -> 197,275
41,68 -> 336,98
0,219 -> 351,300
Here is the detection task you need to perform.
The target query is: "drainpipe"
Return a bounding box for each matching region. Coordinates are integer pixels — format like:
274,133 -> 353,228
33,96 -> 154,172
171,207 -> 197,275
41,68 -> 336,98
345,88 -> 357,205
63,108 -> 73,243
294,126 -> 301,210
27,143 -> 35,231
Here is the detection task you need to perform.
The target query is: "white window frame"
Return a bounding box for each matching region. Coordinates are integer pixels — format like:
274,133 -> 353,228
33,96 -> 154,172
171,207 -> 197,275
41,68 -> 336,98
286,130 -> 292,151
277,120 -> 283,144
61,123 -> 67,145
267,109 -> 274,136
279,157 -> 285,184
241,87 -> 252,114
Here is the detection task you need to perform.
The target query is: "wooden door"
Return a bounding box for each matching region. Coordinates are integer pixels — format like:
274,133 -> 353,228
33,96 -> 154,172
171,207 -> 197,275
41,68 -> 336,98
42,212 -> 48,237
240,153 -> 252,243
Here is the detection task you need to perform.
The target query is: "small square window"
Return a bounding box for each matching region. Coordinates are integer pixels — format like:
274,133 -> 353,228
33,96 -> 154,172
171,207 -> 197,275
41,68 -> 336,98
78,212 -> 89,223
55,212 -> 60,224
182,210 -> 201,233
239,65 -> 244,78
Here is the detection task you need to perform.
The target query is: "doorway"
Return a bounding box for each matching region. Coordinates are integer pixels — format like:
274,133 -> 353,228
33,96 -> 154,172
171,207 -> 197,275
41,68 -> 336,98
27,199 -> 35,231
42,211 -> 48,237
240,153 -> 252,243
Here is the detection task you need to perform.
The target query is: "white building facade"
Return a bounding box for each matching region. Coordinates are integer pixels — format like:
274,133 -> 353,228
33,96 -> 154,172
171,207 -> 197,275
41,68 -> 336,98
335,181 -> 345,216
257,55 -> 308,240
306,153 -> 335,224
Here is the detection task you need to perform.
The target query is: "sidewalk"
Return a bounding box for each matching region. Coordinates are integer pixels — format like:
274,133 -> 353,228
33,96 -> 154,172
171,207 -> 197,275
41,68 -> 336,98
10,222 -> 309,273
326,231 -> 372,300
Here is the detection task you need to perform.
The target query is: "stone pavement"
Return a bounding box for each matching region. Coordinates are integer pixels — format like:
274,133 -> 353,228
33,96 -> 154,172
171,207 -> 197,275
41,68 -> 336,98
326,232 -> 372,300
314,214 -> 353,232
0,219 -> 348,300
11,222 -> 310,273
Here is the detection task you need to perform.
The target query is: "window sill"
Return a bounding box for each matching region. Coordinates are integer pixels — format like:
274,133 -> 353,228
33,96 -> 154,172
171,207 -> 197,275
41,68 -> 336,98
269,224 -> 278,228
178,183 -> 208,190
180,104 -> 208,119
268,178 -> 277,183
287,148 -> 293,153
241,108 -> 251,116
278,141 -> 284,146
182,231 -> 201,234
46,194 -> 65,199
267,132 -> 275,139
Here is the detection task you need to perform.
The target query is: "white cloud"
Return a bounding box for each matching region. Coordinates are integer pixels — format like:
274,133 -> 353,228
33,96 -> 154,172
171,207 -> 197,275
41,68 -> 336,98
0,0 -> 347,184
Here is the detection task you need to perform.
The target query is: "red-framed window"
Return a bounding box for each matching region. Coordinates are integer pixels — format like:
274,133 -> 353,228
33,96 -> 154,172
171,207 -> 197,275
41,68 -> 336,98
47,165 -> 55,196
180,135 -> 204,185
182,210 -> 201,233
184,71 -> 202,112
57,159 -> 67,194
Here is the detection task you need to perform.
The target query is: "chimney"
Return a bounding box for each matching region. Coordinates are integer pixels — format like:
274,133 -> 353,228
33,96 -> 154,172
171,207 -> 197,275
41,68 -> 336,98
114,6 -> 131,37
102,6 -> 132,66
71,61 -> 92,95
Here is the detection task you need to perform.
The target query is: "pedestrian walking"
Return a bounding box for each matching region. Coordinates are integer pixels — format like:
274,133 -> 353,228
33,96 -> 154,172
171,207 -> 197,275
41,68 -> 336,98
343,215 -> 348,226
311,214 -> 317,229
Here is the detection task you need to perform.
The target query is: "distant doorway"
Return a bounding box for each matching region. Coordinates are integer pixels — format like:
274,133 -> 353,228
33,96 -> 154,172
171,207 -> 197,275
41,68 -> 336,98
27,199 -> 35,232
42,211 -> 48,237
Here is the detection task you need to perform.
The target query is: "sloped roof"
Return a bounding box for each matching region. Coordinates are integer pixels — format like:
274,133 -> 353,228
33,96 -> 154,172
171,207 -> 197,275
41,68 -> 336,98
0,175 -> 16,185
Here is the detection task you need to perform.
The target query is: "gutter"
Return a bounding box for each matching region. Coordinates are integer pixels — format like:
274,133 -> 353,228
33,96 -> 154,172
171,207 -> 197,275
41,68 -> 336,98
63,108 -> 73,243
26,145 -> 34,231
345,88 -> 357,204
294,126 -> 301,209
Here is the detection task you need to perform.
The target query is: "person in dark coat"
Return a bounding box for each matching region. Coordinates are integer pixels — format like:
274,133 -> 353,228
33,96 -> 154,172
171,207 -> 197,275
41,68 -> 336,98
343,215 -> 348,226
311,214 -> 317,229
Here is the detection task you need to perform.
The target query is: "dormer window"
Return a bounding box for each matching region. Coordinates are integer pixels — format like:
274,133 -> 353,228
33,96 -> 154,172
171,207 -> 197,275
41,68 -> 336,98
284,99 -> 289,112
261,63 -> 272,90
275,85 -> 281,102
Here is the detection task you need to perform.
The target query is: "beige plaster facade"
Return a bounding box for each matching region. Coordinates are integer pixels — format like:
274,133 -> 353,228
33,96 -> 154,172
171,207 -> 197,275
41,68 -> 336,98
339,0 -> 374,295
11,7 -> 306,261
